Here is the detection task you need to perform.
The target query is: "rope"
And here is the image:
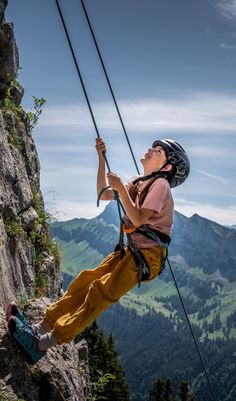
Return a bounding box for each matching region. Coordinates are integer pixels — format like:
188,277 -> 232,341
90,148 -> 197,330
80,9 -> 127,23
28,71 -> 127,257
79,0 -> 140,175
54,0 -> 111,172
97,186 -> 123,222
166,258 -> 218,401
54,0 -> 125,217
80,6 -> 218,395
54,2 -> 217,399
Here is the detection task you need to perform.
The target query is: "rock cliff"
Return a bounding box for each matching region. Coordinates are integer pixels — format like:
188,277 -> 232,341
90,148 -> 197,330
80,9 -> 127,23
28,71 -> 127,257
0,298 -> 91,401
0,0 -> 62,308
0,1 -> 92,400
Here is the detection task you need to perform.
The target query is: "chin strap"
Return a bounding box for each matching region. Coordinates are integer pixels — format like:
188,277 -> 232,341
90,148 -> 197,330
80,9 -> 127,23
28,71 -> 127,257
132,170 -> 169,185
132,159 -> 170,185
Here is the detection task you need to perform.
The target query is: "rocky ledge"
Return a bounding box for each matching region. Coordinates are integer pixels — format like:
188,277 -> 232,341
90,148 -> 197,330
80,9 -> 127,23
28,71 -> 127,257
0,298 -> 92,401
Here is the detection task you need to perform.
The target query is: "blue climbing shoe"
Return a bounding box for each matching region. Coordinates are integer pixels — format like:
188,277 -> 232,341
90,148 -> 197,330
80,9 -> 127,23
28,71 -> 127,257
6,302 -> 39,335
6,302 -> 28,325
8,316 -> 46,364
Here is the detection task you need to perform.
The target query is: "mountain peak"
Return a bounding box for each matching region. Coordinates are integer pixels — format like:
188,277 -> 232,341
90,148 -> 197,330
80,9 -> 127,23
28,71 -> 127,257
97,201 -> 121,227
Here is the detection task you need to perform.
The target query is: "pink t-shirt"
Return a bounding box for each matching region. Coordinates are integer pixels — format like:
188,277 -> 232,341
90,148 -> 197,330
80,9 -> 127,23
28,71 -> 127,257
127,178 -> 174,249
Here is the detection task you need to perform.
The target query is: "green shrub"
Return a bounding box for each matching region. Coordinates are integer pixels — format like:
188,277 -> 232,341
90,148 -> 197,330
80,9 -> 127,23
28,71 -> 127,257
15,294 -> 30,308
4,217 -> 24,238
7,126 -> 23,150
46,239 -> 62,270
35,271 -> 48,297
26,96 -> 46,132
1,96 -> 24,119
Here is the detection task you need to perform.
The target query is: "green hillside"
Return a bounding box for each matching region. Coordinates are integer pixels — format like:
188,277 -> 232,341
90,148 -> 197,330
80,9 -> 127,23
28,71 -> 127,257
98,302 -> 236,401
119,262 -> 236,340
56,238 -> 103,276
50,205 -> 236,401
50,207 -> 236,340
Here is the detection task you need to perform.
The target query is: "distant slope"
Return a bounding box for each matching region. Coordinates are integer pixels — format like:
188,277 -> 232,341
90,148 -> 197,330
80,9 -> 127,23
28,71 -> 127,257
171,213 -> 236,281
51,214 -> 119,257
50,203 -> 236,401
51,201 -> 236,281
55,239 -> 104,276
50,203 -> 236,338
98,302 -> 236,401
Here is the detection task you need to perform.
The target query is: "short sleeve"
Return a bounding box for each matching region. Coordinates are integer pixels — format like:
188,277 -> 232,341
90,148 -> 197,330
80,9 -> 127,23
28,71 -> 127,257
140,178 -> 170,213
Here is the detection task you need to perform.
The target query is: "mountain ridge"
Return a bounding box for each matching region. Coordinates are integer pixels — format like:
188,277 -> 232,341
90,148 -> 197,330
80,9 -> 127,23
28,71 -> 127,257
51,201 -> 236,282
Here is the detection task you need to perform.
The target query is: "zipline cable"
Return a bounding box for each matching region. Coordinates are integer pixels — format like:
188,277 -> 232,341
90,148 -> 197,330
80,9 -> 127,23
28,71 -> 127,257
79,0 -> 140,175
167,258 -> 218,401
54,2 -> 217,400
54,0 -> 125,221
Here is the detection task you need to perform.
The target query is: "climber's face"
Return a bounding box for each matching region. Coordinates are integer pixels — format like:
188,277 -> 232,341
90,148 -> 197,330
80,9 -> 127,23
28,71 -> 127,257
141,145 -> 171,173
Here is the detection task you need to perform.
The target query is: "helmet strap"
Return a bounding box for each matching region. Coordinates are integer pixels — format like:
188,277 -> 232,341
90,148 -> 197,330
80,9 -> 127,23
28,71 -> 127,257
132,160 -> 171,185
159,160 -> 171,171
132,169 -> 168,185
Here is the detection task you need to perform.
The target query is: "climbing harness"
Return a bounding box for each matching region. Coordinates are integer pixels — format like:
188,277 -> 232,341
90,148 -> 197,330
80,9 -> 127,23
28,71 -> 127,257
116,220 -> 169,286
114,174 -> 172,286
54,2 -> 218,400
97,173 -> 171,286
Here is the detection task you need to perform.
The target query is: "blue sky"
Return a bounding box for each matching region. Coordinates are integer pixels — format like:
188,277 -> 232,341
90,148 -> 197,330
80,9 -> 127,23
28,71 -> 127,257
6,0 -> 236,225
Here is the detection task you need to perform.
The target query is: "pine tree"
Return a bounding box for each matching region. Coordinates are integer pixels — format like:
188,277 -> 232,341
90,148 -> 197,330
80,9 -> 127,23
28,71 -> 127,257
177,380 -> 196,401
163,378 -> 173,401
147,378 -> 166,401
146,378 -> 197,401
79,321 -> 130,401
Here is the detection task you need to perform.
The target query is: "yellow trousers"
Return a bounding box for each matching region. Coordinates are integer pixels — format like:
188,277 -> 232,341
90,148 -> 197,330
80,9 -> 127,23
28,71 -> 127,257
45,246 -> 165,344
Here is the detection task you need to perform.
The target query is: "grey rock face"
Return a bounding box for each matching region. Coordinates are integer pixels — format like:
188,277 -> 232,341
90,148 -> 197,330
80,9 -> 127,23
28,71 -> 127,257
0,10 -> 19,96
9,81 -> 24,106
0,298 -> 92,401
37,253 -> 63,300
0,108 -> 62,308
20,206 -> 39,230
0,112 -> 33,215
0,216 -> 36,307
0,3 -> 92,401
0,1 -> 61,307
0,0 -> 7,26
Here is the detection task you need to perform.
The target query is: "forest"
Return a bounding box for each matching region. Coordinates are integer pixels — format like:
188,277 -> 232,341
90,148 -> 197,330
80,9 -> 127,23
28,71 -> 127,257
98,303 -> 236,401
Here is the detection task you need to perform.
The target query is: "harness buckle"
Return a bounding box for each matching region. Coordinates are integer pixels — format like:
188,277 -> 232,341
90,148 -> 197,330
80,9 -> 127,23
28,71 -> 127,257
122,223 -> 137,234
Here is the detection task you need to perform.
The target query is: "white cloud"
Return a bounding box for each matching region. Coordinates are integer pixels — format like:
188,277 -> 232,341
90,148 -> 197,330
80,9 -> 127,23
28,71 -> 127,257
187,146 -> 235,158
45,199 -> 106,221
37,144 -> 93,153
219,42 -> 236,49
175,198 -> 236,226
40,167 -> 97,197
195,169 -> 229,186
34,91 -> 236,228
211,0 -> 236,20
37,91 -> 236,134
37,104 -> 121,131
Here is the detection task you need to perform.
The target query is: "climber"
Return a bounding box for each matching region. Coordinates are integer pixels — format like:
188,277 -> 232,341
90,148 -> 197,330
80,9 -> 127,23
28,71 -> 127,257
6,137 -> 190,364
